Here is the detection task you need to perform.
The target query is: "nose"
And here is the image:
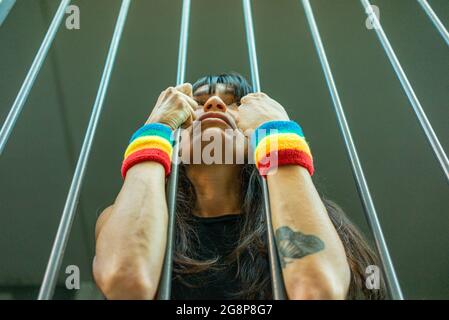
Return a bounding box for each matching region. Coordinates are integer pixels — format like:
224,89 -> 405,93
203,96 -> 227,112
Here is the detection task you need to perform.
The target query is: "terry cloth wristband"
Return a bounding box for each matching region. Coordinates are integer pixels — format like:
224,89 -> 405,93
121,123 -> 174,178
251,120 -> 314,177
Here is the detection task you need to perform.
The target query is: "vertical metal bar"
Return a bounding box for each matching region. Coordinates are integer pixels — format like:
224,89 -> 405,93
175,0 -> 190,87
417,0 -> 449,47
301,0 -> 404,300
0,0 -> 16,26
242,0 -> 287,300
0,0 -> 70,155
361,0 -> 449,183
157,0 -> 191,300
37,0 -> 131,300
242,0 -> 260,93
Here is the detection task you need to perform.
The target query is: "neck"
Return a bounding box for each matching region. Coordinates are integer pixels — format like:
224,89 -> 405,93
186,164 -> 243,218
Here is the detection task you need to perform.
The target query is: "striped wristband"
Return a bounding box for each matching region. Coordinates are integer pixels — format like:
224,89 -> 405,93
121,123 -> 174,178
251,120 -> 314,177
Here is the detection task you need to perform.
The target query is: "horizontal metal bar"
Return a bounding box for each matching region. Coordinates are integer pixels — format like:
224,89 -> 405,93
301,0 -> 404,300
417,0 -> 449,47
361,0 -> 449,183
37,0 -> 131,300
0,0 -> 70,155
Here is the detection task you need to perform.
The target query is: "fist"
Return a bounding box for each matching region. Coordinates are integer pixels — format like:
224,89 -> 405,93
146,83 -> 198,130
237,92 -> 289,133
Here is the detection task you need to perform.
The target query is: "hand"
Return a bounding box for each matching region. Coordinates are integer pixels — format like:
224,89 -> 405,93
146,83 -> 198,130
237,92 -> 289,133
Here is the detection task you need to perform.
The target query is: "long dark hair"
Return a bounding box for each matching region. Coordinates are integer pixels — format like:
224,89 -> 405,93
172,72 -> 385,300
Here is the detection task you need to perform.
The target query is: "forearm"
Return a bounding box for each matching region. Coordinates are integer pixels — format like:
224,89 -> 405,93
267,165 -> 350,300
94,162 -> 168,299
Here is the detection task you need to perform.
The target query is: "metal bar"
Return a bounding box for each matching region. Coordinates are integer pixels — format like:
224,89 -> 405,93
0,0 -> 70,155
417,0 -> 449,47
361,0 -> 449,183
176,0 -> 190,87
242,0 -> 287,300
301,0 -> 404,299
37,0 -> 131,300
157,0 -> 191,300
0,0 -> 16,26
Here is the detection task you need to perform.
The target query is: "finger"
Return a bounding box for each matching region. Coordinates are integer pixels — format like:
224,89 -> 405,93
173,90 -> 198,112
181,112 -> 194,129
168,95 -> 196,125
177,99 -> 196,129
168,93 -> 196,115
240,93 -> 256,104
180,96 -> 197,121
183,94 -> 199,112
175,83 -> 193,97
153,87 -> 169,107
174,83 -> 197,109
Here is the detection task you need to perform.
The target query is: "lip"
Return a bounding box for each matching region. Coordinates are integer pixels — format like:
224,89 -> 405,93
197,112 -> 236,129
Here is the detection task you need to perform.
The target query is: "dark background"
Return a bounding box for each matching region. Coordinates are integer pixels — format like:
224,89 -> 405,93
0,0 -> 448,299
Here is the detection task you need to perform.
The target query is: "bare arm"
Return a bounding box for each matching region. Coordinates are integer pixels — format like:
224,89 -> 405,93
238,92 -> 351,300
93,162 -> 167,299
267,165 -> 351,300
93,83 -> 197,299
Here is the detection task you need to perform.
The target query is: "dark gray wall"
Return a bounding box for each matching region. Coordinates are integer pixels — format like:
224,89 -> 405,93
0,0 -> 448,299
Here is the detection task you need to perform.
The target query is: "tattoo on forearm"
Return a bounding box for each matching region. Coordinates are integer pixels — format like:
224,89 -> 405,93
275,226 -> 325,268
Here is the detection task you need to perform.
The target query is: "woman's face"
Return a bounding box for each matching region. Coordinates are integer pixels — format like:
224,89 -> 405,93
179,83 -> 248,165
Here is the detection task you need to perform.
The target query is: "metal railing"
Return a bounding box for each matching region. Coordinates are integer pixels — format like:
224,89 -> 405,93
157,0 -> 191,301
0,0 -> 71,154
37,0 -> 131,300
417,0 -> 449,47
361,0 -> 448,183
301,0 -> 404,299
1,0 -> 448,300
242,0 -> 287,300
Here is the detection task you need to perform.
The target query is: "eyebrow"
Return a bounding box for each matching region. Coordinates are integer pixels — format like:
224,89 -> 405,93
193,86 -> 236,96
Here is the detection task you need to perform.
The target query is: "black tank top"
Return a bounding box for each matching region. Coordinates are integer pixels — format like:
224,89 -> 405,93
171,213 -> 242,299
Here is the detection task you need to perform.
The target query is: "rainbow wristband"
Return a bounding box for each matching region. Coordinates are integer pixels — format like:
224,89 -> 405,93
121,123 -> 174,178
251,120 -> 314,177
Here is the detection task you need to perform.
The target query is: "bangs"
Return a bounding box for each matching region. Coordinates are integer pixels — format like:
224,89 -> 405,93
192,72 -> 253,101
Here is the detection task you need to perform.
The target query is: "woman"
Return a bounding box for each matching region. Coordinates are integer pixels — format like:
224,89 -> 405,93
93,72 -> 385,300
